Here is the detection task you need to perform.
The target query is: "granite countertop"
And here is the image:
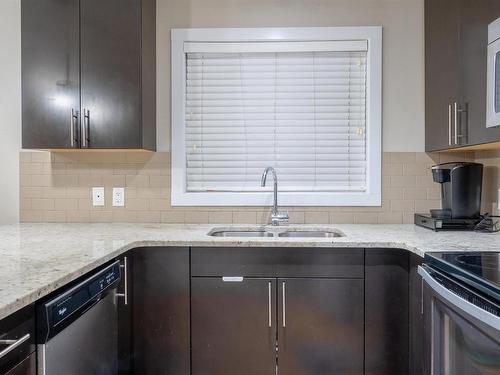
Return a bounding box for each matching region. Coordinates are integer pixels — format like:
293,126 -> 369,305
1,222 -> 499,320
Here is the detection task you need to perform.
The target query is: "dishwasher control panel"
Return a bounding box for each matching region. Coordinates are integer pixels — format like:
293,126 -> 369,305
37,260 -> 121,342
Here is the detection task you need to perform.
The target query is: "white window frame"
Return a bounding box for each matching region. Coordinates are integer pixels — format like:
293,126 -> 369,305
171,27 -> 382,206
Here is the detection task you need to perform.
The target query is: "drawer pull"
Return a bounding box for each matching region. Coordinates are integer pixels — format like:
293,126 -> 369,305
0,333 -> 30,359
222,276 -> 243,282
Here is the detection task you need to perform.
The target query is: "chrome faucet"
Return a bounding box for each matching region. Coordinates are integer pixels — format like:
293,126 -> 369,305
261,167 -> 289,226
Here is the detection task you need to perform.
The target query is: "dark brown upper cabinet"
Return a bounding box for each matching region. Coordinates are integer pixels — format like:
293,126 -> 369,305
21,0 -> 156,150
425,0 -> 461,151
425,0 -> 500,151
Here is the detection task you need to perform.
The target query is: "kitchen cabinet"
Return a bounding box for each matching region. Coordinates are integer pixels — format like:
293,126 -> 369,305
425,0 -> 461,151
4,354 -> 35,375
190,247 -> 365,375
191,278 -> 277,375
365,249 -> 409,375
0,305 -> 35,375
277,278 -> 364,375
21,0 -> 156,150
409,253 -> 424,375
458,0 -> 500,145
117,254 -> 132,374
21,0 -> 80,149
425,0 -> 500,151
132,247 -> 190,375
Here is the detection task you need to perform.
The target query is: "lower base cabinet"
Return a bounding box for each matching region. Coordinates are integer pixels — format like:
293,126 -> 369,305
191,278 -> 277,375
0,305 -> 35,375
131,247 -> 190,375
4,354 -> 35,375
191,277 -> 364,375
365,249 -> 410,375
276,278 -> 364,375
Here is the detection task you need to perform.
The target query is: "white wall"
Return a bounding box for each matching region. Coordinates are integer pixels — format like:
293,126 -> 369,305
156,0 -> 425,152
0,0 -> 21,224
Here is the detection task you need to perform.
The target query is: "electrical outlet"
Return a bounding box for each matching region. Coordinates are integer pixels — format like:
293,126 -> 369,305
92,187 -> 105,207
113,187 -> 125,207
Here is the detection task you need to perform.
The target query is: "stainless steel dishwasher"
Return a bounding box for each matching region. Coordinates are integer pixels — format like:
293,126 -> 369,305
37,260 -> 122,375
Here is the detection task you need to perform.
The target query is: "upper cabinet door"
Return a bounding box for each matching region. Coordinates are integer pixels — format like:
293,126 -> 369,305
22,0 -> 80,149
425,0 -> 461,151
460,0 -> 500,145
277,278 -> 364,375
80,0 -> 142,149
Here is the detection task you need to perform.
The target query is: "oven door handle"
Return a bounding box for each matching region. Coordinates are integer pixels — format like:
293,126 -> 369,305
418,266 -> 500,331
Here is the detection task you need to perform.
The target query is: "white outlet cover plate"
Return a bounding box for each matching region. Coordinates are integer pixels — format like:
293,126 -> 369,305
92,187 -> 105,207
113,187 -> 125,207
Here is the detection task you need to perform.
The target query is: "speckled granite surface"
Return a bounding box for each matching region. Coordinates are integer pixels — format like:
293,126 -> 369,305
0,223 -> 499,319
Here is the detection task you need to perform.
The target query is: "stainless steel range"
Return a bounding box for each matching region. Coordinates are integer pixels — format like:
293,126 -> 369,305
419,252 -> 500,374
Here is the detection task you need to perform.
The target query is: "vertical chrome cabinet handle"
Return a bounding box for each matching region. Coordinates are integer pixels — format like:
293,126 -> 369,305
116,257 -> 128,305
268,282 -> 272,328
82,109 -> 90,148
454,102 -> 459,145
282,281 -> 286,328
0,333 -> 30,359
70,109 -> 79,148
448,104 -> 453,146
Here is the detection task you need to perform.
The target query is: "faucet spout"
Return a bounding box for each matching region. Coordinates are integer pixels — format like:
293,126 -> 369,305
261,167 -> 288,226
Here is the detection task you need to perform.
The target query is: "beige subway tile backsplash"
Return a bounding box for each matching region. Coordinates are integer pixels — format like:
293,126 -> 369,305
19,151 -> 475,224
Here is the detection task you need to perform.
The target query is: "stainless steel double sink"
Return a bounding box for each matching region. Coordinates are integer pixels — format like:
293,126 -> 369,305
208,227 -> 344,238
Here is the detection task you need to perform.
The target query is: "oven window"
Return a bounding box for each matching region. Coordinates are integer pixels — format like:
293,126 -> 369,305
434,300 -> 500,375
496,51 -> 500,113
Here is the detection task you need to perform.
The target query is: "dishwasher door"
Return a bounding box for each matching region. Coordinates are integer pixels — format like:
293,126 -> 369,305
39,291 -> 118,375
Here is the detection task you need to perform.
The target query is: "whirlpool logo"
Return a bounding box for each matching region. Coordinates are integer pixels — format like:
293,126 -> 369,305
58,307 -> 67,316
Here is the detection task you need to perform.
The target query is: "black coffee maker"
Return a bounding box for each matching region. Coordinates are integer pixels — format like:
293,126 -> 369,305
415,162 -> 483,230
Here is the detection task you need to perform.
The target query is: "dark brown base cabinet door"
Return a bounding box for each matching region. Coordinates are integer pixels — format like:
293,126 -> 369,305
5,354 -> 36,375
191,278 -> 277,375
132,247 -> 190,375
277,278 -> 364,375
117,254 -> 132,374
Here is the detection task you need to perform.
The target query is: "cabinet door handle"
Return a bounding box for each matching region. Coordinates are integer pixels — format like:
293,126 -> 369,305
448,104 -> 453,146
282,281 -> 286,328
82,109 -> 90,148
454,102 -> 459,145
268,281 -> 272,328
116,256 -> 128,305
0,333 -> 30,359
70,109 -> 79,148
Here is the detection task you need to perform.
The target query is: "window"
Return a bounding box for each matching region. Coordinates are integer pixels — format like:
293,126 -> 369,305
171,27 -> 382,206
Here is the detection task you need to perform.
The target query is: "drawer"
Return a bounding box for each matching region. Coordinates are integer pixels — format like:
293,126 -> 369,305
191,247 -> 364,278
0,305 -> 35,375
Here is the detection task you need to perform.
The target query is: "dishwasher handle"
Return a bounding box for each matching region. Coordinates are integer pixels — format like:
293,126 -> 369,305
116,257 -> 128,305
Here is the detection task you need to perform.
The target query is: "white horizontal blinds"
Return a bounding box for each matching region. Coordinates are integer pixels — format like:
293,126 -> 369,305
185,41 -> 367,192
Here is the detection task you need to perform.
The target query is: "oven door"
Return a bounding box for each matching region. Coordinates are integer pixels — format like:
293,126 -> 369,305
418,266 -> 500,375
487,38 -> 500,128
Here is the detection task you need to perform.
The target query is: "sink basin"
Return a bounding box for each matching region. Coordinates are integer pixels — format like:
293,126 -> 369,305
209,229 -> 274,237
208,227 -> 345,238
278,230 -> 343,238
